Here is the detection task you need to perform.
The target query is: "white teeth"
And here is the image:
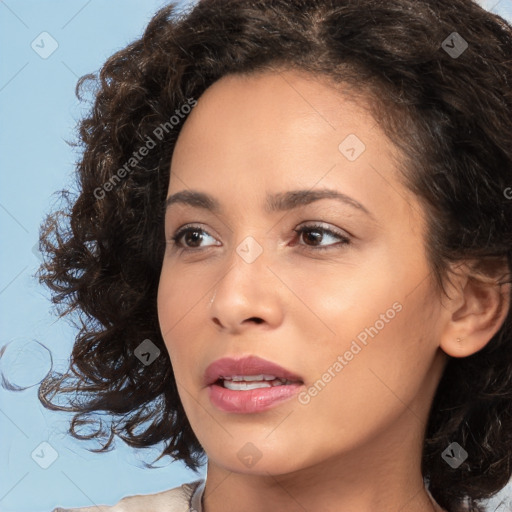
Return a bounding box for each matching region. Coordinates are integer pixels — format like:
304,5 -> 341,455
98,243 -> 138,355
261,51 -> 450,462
224,380 -> 273,391
222,377 -> 295,390
224,374 -> 279,382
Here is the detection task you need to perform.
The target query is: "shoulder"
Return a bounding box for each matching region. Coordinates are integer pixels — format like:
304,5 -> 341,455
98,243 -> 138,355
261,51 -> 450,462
52,479 -> 205,512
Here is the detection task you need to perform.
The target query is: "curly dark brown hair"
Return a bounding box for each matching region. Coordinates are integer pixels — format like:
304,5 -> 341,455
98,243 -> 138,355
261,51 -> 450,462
35,0 -> 512,510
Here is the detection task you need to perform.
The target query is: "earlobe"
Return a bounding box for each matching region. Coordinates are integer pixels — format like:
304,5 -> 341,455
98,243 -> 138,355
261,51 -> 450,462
439,266 -> 511,359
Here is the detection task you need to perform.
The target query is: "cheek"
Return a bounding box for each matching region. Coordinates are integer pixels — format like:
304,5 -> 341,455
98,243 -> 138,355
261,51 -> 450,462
293,252 -> 441,406
283,258 -> 400,354
156,267 -> 203,368
302,282 -> 441,424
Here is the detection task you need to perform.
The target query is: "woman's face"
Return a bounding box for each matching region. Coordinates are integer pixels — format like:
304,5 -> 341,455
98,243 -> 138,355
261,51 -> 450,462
157,69 -> 448,475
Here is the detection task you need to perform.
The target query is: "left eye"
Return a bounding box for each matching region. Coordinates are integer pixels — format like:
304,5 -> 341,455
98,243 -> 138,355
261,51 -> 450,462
293,224 -> 350,249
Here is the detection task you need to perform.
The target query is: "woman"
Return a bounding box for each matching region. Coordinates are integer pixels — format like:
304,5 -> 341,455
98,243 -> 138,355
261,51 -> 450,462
41,0 -> 512,511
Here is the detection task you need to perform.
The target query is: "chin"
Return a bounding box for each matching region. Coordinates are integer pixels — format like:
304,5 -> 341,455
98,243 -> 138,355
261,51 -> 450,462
216,455 -> 302,476
202,435 -> 313,476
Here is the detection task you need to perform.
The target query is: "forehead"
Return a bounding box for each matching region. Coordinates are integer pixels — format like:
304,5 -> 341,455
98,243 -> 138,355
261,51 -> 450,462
171,69 -> 389,176
168,69 -> 421,229
178,69 -> 376,140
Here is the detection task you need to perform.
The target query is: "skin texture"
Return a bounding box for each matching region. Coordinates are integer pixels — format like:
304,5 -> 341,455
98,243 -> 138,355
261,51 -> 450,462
157,69 -> 509,512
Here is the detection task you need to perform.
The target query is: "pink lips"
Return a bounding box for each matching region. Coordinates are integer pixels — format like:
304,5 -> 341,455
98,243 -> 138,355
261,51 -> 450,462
204,355 -> 304,414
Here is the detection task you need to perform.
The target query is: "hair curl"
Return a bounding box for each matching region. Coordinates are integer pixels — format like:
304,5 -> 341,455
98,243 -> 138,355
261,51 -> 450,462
36,1 -> 512,510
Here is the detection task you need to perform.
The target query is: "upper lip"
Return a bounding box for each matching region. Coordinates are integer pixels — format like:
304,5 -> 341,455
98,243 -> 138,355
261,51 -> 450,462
204,356 -> 304,386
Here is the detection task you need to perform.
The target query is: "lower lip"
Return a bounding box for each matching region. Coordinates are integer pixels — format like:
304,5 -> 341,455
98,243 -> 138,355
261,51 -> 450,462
208,382 -> 303,413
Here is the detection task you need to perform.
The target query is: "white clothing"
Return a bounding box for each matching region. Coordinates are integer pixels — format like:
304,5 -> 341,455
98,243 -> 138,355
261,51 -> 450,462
52,479 -> 205,512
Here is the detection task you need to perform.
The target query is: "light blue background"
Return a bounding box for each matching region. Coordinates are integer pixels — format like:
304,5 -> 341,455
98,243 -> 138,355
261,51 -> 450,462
0,1 -> 511,511
0,2 -> 202,512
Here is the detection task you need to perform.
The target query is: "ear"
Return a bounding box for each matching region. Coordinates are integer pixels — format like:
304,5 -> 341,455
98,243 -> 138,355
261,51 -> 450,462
439,261 -> 511,358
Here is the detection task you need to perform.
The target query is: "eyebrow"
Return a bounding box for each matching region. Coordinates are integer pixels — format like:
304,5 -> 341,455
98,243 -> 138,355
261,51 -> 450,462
165,188 -> 373,217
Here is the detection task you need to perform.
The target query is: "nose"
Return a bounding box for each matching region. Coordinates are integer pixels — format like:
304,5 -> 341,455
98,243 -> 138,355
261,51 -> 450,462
209,242 -> 285,333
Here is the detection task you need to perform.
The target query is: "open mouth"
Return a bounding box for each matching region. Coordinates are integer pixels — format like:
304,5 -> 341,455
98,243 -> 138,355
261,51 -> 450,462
215,374 -> 301,390
204,356 -> 305,412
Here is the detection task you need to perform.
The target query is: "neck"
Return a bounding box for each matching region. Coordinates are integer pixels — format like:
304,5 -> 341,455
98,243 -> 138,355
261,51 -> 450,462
202,414 -> 442,512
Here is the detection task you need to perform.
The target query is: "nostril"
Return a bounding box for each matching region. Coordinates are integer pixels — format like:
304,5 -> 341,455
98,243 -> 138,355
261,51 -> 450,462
247,317 -> 264,324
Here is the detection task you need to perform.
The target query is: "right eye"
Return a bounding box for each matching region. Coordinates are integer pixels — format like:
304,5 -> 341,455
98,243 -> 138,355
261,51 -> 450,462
170,225 -> 221,250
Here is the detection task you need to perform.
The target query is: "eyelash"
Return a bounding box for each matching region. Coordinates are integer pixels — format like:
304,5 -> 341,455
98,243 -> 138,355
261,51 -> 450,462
169,223 -> 351,253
